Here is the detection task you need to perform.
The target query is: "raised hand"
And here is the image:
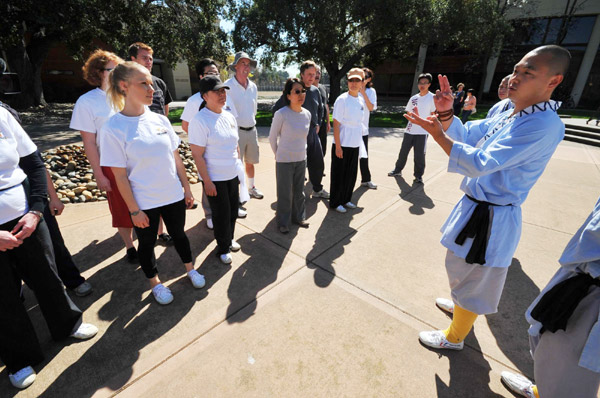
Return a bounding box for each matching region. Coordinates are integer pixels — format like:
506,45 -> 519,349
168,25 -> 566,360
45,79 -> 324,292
433,74 -> 454,113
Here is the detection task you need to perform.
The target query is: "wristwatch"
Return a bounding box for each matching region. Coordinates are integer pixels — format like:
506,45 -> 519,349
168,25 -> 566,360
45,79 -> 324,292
28,210 -> 43,220
129,210 -> 140,216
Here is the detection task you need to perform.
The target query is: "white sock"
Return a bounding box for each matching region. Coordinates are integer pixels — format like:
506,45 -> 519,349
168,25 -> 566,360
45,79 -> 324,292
248,177 -> 255,188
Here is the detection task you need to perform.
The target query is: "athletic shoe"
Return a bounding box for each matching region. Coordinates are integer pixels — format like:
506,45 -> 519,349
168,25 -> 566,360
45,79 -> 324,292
313,189 -> 330,199
70,323 -> 99,340
413,177 -> 424,184
72,281 -> 93,297
158,233 -> 173,245
230,240 -> 241,252
220,253 -> 232,264
152,284 -> 173,305
9,366 -> 36,389
187,270 -> 206,289
435,297 -> 454,314
249,187 -> 264,199
206,218 -> 214,230
295,220 -> 310,228
126,247 -> 139,264
334,205 -> 347,213
238,208 -> 247,218
500,371 -> 536,398
418,330 -> 464,350
345,202 -> 357,209
361,181 -> 377,189
388,170 -> 402,176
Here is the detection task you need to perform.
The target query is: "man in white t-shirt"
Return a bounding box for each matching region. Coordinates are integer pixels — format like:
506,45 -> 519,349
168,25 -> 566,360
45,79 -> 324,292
224,52 -> 263,200
388,73 -> 436,184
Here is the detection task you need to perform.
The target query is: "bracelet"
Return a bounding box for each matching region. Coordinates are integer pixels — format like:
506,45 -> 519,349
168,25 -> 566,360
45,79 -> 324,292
436,109 -> 453,117
129,210 -> 140,216
28,210 -> 43,220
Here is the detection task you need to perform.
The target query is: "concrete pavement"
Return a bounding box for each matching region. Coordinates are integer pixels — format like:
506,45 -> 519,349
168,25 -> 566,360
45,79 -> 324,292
3,126 -> 600,397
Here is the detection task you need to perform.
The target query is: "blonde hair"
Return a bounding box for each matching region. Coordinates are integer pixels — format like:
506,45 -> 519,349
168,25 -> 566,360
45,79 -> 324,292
82,49 -> 123,87
106,61 -> 150,112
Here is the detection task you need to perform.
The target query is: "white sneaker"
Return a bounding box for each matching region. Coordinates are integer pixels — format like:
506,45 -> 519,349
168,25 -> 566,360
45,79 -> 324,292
249,187 -> 264,199
436,298 -> 455,314
238,208 -> 247,218
9,366 -> 36,389
501,371 -> 536,398
313,189 -> 330,198
334,205 -> 347,213
70,323 -> 98,340
220,253 -> 232,264
187,270 -> 206,289
152,284 -> 173,305
418,330 -> 464,350
344,202 -> 357,209
206,218 -> 213,230
361,181 -> 377,189
230,240 -> 241,252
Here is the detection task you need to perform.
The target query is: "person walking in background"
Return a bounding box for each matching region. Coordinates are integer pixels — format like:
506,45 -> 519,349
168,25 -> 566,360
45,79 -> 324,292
460,88 -> 477,123
453,83 -> 465,116
224,52 -> 264,200
269,78 -> 311,234
486,75 -> 513,119
189,76 -> 243,265
359,67 -> 378,189
69,50 -> 140,263
101,62 -> 203,305
388,73 -> 436,184
314,66 -> 330,157
329,68 -> 367,213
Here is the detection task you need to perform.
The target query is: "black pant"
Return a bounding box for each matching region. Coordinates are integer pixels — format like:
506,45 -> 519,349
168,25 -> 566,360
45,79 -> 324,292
306,126 -> 324,192
0,216 -> 82,373
461,110 -> 473,123
329,145 -> 359,208
318,121 -> 328,157
43,205 -> 85,289
134,199 -> 192,278
206,178 -> 239,255
359,135 -> 371,183
393,133 -> 427,179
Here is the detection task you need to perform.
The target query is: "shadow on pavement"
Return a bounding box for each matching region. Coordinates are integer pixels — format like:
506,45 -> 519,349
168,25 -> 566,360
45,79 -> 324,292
394,175 -> 435,215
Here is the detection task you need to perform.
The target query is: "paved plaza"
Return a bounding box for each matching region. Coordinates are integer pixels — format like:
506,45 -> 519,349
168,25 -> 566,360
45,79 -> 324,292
3,124 -> 600,398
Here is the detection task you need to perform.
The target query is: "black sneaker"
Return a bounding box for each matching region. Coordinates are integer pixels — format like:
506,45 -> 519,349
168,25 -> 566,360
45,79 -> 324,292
388,170 -> 402,177
126,247 -> 139,264
413,177 -> 424,184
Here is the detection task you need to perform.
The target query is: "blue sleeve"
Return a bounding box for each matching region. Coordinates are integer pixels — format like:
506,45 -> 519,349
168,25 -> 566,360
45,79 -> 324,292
444,116 -> 493,146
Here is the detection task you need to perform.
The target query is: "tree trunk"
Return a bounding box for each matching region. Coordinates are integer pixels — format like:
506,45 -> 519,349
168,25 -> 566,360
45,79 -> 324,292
5,36 -> 50,108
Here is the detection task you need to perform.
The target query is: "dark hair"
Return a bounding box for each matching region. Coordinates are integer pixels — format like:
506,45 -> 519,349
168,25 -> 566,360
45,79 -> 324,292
363,67 -> 374,88
418,73 -> 432,84
467,88 -> 475,94
282,78 -> 305,106
195,58 -> 219,77
300,60 -> 317,75
128,42 -> 153,59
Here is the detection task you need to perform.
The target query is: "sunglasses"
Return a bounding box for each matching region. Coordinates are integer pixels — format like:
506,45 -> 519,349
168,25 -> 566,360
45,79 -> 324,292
292,89 -> 307,94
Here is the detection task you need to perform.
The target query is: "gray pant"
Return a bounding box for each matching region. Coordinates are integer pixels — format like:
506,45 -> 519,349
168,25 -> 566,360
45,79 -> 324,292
276,160 -> 306,227
393,133 -> 427,179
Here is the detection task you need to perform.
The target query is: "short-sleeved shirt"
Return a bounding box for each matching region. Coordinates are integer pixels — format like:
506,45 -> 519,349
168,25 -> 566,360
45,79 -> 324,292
0,107 -> 37,223
273,85 -> 323,129
332,92 -> 365,148
269,106 -> 310,162
149,75 -> 173,116
188,107 -> 240,182
70,88 -> 114,148
100,109 -> 183,210
405,92 -> 436,135
361,87 -> 378,135
180,92 -> 238,123
224,76 -> 257,128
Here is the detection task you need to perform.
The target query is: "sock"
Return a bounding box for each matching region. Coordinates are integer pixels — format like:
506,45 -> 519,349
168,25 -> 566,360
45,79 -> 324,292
532,385 -> 539,398
248,177 -> 255,188
443,304 -> 478,343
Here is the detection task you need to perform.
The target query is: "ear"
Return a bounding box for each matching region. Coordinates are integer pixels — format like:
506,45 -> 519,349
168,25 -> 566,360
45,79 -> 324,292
119,80 -> 129,95
548,74 -> 563,90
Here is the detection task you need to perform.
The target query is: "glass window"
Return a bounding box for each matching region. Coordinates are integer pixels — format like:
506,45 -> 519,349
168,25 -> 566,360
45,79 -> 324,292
521,19 -> 548,45
562,16 -> 596,44
545,18 -> 563,43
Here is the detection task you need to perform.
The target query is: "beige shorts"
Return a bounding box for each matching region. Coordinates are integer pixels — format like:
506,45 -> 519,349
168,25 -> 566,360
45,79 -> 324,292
238,126 -> 259,164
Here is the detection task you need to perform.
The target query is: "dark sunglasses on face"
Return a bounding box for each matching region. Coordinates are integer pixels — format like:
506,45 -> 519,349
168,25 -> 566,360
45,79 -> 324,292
293,89 -> 307,94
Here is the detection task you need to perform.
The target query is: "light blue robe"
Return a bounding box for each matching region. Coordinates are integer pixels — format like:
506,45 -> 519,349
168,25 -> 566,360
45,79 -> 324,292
486,98 -> 514,119
441,100 -> 564,267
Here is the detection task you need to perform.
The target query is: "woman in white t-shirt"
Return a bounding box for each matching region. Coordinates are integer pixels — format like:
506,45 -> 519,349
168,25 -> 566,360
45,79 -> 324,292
329,68 -> 367,213
100,62 -> 204,305
359,67 -> 378,190
188,76 -> 242,265
269,78 -> 311,234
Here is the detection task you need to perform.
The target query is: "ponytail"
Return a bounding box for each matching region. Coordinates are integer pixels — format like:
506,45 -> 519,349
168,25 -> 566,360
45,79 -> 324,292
107,61 -> 148,112
199,99 -> 207,111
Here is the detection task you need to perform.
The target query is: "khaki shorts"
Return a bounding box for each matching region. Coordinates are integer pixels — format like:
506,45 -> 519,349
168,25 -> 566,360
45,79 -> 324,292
238,126 -> 259,164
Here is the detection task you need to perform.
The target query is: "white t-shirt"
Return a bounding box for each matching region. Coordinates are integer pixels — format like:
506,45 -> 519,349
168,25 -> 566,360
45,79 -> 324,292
99,110 -> 184,210
224,77 -> 257,128
361,87 -> 377,136
70,88 -> 114,149
181,92 -> 238,123
188,107 -> 240,182
332,92 -> 365,148
0,107 -> 37,224
405,92 -> 436,135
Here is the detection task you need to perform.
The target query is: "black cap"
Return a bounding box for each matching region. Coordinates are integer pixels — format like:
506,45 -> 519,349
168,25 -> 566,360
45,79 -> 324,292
199,75 -> 229,94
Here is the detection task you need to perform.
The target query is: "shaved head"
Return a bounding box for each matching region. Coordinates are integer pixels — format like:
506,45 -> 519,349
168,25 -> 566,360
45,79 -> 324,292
529,45 -> 571,76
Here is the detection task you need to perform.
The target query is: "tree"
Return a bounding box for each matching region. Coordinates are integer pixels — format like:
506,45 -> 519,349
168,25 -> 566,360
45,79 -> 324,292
227,0 -> 522,103
0,0 -> 227,108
